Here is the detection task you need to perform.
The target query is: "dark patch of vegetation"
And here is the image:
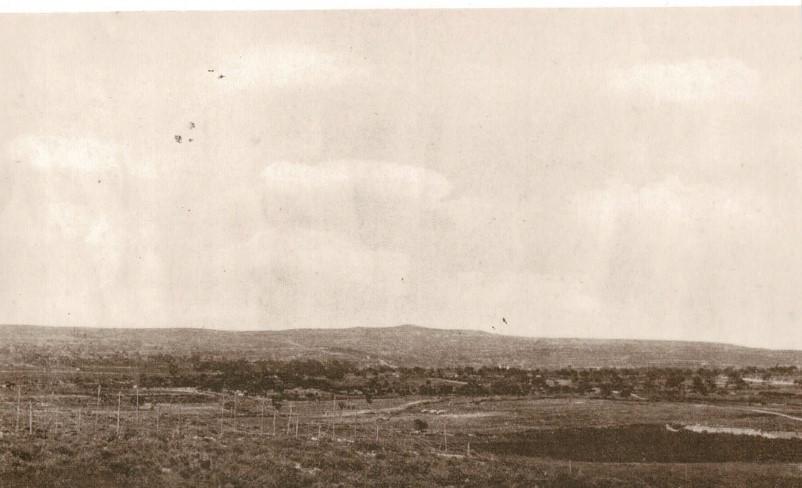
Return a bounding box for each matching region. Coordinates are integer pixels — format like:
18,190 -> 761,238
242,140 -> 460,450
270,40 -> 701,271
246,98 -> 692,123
6,349 -> 802,405
480,424 -> 802,463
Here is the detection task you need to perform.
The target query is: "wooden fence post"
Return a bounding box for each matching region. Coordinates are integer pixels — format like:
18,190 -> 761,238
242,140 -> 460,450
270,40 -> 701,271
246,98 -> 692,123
16,385 -> 20,432
220,402 -> 224,438
96,384 -> 101,430
444,421 -> 448,453
116,391 -> 121,437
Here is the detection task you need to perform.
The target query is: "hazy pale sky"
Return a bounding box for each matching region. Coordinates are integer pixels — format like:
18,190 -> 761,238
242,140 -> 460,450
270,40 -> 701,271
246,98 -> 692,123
2,8 -> 801,348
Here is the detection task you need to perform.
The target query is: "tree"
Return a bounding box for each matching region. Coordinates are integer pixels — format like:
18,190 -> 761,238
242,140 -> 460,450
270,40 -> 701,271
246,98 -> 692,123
167,359 -> 180,378
727,371 -> 747,390
666,372 -> 686,391
413,419 -> 428,432
692,375 -> 708,395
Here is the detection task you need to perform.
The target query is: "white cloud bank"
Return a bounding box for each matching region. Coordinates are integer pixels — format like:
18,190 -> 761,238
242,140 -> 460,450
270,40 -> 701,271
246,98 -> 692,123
261,160 -> 452,202
7,135 -> 157,178
220,45 -> 369,90
261,160 -> 453,250
10,135 -> 120,172
608,59 -> 759,103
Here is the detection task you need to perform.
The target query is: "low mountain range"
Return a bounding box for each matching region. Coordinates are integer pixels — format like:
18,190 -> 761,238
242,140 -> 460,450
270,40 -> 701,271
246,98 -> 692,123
1,324 -> 800,369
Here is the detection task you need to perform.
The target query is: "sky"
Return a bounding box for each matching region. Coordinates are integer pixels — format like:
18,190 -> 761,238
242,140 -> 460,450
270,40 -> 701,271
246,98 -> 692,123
1,8 -> 802,348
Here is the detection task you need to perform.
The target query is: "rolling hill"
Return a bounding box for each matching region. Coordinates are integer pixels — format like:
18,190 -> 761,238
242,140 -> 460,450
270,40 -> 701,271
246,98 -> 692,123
1,324 -> 801,369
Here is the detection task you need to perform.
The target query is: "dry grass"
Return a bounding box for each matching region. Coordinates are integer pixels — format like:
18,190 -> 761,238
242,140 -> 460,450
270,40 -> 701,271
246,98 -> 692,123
3,392 -> 802,487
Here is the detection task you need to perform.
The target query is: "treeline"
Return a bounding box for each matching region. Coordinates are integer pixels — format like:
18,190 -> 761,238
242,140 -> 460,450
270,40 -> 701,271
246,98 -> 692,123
130,357 -> 802,400
5,351 -> 802,402
139,358 -> 364,395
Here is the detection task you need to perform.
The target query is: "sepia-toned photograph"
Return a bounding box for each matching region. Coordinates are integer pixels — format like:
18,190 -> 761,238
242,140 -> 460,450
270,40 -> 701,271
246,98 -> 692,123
2,3 -> 802,486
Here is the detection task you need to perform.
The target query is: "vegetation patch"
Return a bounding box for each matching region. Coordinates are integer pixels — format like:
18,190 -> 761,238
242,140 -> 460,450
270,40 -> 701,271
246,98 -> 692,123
479,424 -> 802,463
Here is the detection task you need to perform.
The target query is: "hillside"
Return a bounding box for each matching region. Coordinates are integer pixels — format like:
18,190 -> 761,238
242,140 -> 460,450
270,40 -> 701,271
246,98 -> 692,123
1,324 -> 801,369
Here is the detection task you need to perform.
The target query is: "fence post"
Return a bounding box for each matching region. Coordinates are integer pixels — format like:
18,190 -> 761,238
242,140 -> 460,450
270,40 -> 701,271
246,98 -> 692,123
443,420 -> 447,453
96,384 -> 101,430
220,401 -> 224,438
116,391 -> 121,437
16,385 -> 20,432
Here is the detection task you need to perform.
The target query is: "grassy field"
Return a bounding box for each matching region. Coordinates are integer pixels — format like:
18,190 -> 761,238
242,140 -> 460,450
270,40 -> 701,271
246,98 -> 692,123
4,390 -> 802,487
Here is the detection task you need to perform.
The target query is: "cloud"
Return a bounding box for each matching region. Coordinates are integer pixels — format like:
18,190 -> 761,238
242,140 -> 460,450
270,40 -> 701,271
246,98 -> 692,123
193,226 -> 412,328
234,227 -> 409,283
43,202 -> 124,285
568,177 -> 790,344
261,160 -> 453,249
571,176 -> 772,286
608,59 -> 759,103
220,45 -> 368,89
262,160 -> 452,200
7,135 -> 157,178
10,135 -> 120,172
577,177 -> 767,234
46,202 -> 96,240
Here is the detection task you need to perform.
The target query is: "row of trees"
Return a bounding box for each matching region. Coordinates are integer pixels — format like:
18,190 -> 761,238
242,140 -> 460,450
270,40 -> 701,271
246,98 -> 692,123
109,360 -> 795,400
6,353 -> 797,402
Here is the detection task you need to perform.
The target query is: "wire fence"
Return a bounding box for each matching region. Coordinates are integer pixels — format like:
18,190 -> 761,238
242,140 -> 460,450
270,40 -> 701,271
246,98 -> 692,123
0,388 -> 474,457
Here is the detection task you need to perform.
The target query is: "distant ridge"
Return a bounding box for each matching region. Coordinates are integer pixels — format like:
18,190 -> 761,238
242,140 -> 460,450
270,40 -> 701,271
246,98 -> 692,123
1,323 -> 801,368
